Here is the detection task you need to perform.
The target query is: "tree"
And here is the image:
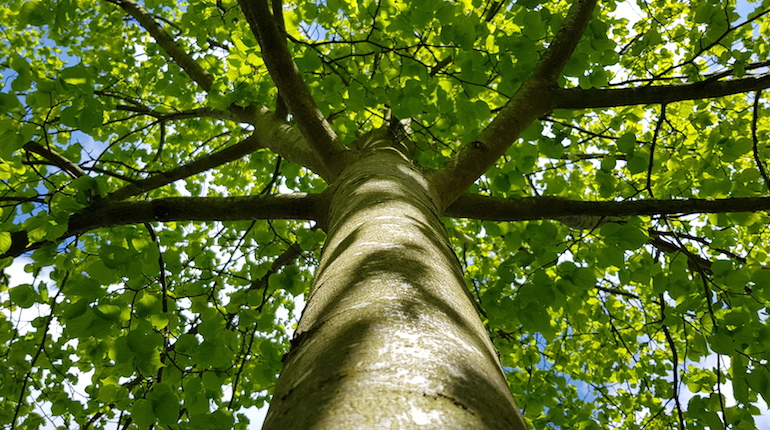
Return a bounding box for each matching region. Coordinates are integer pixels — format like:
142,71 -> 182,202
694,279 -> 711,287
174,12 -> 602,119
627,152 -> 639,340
1,0 -> 770,427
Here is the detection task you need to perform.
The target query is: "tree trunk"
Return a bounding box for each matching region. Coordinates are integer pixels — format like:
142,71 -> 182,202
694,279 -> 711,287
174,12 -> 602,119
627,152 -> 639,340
262,149 -> 527,429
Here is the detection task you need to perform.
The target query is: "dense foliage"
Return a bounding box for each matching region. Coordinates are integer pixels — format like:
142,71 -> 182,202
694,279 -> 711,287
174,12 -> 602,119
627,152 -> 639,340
1,0 -> 770,428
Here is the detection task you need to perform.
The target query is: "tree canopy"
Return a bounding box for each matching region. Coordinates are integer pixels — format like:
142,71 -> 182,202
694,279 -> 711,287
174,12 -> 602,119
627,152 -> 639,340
1,0 -> 770,428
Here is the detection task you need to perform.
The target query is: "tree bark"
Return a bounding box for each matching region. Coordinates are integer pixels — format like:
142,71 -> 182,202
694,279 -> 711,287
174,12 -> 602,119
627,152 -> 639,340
262,150 -> 527,429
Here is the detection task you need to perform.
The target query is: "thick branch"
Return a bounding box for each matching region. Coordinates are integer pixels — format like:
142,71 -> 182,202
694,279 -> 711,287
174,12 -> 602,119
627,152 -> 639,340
237,0 -> 349,179
112,103 -> 329,181
7,193 -> 770,261
106,101 -> 341,202
247,106 -> 332,179
531,0 -> 598,83
23,141 -> 85,178
430,0 -> 597,208
553,73 -> 770,109
114,105 -> 238,122
444,194 -> 770,222
107,1 -> 332,180
105,133 -> 264,201
110,0 -> 214,91
1,193 -> 320,260
751,90 -> 770,190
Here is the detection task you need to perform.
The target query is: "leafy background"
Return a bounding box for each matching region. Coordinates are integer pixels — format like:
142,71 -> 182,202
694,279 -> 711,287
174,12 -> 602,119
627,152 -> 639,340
1,0 -> 770,428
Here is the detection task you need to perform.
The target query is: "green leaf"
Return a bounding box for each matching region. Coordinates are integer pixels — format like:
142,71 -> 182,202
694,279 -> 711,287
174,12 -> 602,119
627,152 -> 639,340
19,1 -> 50,26
60,64 -> 94,88
626,151 -> 649,175
600,155 -> 616,172
520,302 -> 555,340
67,276 -> 104,300
94,303 -> 126,322
538,138 -> 564,158
132,399 -> 155,429
0,231 -> 11,254
0,101 -> 24,148
62,97 -> 104,133
98,244 -> 132,270
24,213 -> 68,242
746,370 -> 770,406
150,383 -> 181,425
65,306 -> 115,338
202,371 -> 222,393
127,323 -> 163,354
297,52 -> 322,71
108,336 -> 134,366
10,285 -> 37,308
570,267 -> 596,291
600,221 -> 648,250
720,137 -> 752,162
84,259 -> 120,285
189,410 -> 236,430
731,355 -> 749,404
62,298 -> 89,319
709,332 -> 736,354
183,377 -> 209,414
616,132 -> 636,153
521,9 -> 546,40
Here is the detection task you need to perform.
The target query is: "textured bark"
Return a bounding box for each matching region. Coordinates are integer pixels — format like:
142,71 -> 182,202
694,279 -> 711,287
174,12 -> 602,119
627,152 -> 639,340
237,0 -> 350,179
445,194 -> 770,222
263,151 -> 527,429
553,73 -> 770,109
0,194 -> 319,260
7,192 -> 770,260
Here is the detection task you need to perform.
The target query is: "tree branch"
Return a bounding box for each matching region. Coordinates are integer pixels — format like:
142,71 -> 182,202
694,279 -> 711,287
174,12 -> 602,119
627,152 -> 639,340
648,232 -> 713,274
105,133 -> 264,201
1,193 -> 321,260
654,8 -> 770,80
114,105 -> 237,122
430,0 -> 597,208
106,1 -> 333,180
23,141 -> 86,178
444,194 -> 770,222
111,102 -> 330,180
237,0 -> 350,179
99,91 -> 255,124
553,73 -> 770,109
751,90 -> 769,190
7,192 -> 770,261
109,0 -> 214,92
530,0 -> 598,83
246,105 -> 334,179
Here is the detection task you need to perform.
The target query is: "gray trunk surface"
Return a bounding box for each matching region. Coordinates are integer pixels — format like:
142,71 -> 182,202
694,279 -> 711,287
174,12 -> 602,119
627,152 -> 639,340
263,149 -> 527,429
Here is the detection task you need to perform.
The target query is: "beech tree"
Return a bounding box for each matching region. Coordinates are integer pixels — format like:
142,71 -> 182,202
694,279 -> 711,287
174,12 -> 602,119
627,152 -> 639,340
2,0 -> 770,428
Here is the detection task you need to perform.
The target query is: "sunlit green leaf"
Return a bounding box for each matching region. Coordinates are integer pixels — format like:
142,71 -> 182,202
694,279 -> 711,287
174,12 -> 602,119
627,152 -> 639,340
0,231 -> 10,254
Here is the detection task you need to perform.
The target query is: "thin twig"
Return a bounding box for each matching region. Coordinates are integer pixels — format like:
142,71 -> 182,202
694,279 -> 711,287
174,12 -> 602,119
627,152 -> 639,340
659,296 -> 686,430
646,104 -> 666,196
